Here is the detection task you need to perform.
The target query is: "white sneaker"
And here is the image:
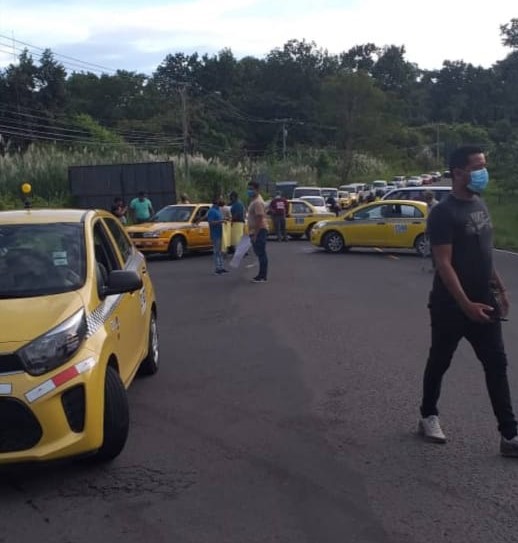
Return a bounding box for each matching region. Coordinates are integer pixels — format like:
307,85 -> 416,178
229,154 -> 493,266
500,435 -> 518,457
418,415 -> 447,444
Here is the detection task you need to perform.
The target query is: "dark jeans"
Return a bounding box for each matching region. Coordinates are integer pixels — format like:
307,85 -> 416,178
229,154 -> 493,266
252,228 -> 268,279
273,215 -> 287,240
421,305 -> 517,439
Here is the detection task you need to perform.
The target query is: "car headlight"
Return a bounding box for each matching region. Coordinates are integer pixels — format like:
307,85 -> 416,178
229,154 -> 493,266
18,310 -> 87,376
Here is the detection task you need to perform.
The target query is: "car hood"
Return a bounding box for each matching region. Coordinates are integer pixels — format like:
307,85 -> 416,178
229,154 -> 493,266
127,222 -> 191,233
0,291 -> 84,345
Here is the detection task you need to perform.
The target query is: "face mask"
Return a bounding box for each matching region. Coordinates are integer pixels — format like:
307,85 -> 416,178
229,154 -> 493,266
247,189 -> 255,198
467,168 -> 489,193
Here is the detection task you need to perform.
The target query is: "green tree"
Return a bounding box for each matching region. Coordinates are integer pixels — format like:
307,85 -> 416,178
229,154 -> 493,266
500,18 -> 518,49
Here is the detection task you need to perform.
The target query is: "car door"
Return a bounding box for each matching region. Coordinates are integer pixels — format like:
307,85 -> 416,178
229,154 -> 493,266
287,201 -> 312,235
93,219 -> 142,384
103,216 -> 149,368
384,203 -> 426,248
344,203 -> 392,246
190,206 -> 211,248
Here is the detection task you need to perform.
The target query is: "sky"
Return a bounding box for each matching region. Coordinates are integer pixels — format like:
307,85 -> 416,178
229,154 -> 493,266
0,0 -> 515,75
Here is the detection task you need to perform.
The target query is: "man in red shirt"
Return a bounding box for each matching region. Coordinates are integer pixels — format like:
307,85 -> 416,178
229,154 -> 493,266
270,191 -> 289,241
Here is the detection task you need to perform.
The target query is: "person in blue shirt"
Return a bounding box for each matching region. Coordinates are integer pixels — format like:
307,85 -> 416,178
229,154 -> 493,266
207,199 -> 229,275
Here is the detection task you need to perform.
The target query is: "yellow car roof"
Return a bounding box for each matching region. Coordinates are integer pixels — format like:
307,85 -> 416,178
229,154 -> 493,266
0,208 -> 91,224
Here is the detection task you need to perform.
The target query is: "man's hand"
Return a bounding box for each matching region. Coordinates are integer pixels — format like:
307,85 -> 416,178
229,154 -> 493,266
461,301 -> 494,323
500,290 -> 510,318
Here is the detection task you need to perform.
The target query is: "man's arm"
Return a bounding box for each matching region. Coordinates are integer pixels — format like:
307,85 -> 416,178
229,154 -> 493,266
433,244 -> 493,322
492,268 -> 510,317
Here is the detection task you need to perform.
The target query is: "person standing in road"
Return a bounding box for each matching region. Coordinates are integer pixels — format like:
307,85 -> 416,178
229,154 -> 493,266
423,190 -> 439,210
270,191 -> 288,241
129,191 -> 154,224
207,199 -> 228,276
111,197 -> 128,224
418,145 -> 518,457
247,181 -> 268,283
229,191 -> 245,253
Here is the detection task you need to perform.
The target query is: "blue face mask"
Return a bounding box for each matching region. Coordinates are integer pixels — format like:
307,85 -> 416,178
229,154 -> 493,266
467,168 -> 489,193
247,189 -> 255,198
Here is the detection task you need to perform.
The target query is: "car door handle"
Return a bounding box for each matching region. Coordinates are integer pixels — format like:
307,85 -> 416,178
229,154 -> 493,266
141,268 -> 147,275
377,222 -> 386,225
412,221 -> 421,224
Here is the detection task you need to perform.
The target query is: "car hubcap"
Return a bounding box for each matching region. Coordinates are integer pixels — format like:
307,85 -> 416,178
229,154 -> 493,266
176,242 -> 184,258
327,234 -> 343,252
150,317 -> 159,366
417,237 -> 427,255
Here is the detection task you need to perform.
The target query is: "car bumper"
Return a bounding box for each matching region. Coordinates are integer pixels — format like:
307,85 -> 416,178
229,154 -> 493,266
310,229 -> 324,247
130,238 -> 170,253
0,351 -> 105,464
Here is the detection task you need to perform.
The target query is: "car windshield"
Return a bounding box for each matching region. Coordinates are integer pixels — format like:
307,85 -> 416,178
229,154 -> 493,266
0,223 -> 86,299
302,196 -> 325,207
321,189 -> 338,198
294,188 -> 321,197
151,206 -> 194,222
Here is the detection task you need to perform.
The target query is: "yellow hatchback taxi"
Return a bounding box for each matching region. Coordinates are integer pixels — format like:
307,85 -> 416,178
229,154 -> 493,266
126,203 -> 212,259
0,209 -> 159,464
267,199 -> 335,239
310,199 -> 429,255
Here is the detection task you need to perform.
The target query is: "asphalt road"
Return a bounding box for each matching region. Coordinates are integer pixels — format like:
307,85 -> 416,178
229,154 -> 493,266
1,241 -> 518,543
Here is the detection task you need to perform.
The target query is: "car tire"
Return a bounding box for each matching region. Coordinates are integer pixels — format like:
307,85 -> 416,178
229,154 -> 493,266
95,366 -> 129,462
305,223 -> 316,240
139,311 -> 159,376
323,231 -> 345,253
168,236 -> 186,260
414,234 -> 427,256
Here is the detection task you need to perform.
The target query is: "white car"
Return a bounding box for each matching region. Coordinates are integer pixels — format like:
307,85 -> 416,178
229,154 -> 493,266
300,196 -> 329,214
406,176 -> 423,187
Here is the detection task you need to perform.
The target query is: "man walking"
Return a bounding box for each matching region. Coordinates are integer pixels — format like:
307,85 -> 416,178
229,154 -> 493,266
247,181 -> 268,283
129,191 -> 154,224
419,145 -> 518,457
207,199 -> 228,275
270,191 -> 288,241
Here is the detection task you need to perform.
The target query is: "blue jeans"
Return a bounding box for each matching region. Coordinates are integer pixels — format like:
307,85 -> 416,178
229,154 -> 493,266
252,229 -> 268,279
212,236 -> 224,271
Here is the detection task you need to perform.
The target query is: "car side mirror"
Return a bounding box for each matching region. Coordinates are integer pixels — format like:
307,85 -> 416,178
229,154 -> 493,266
102,270 -> 142,298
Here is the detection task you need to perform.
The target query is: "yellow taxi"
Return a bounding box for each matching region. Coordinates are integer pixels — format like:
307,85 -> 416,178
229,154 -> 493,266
126,203 -> 212,259
0,208 -> 158,464
267,199 -> 335,239
310,200 -> 429,255
338,191 -> 352,209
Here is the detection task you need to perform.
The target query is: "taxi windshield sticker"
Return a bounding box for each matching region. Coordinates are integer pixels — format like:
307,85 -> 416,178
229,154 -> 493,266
394,224 -> 408,234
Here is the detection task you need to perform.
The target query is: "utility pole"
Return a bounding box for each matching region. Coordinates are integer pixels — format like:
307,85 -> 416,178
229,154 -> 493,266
178,84 -> 190,184
282,120 -> 288,160
436,123 -> 440,166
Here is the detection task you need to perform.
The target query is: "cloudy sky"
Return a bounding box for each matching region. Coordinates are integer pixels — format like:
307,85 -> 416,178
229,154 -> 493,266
0,0 -> 515,75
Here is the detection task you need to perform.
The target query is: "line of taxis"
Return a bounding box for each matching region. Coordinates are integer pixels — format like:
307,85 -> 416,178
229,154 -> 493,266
0,195 -> 428,466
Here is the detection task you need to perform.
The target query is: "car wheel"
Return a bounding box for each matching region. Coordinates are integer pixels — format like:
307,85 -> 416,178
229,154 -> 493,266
168,236 -> 185,260
305,223 -> 316,239
414,234 -> 428,256
323,231 -> 345,253
139,311 -> 159,376
95,366 -> 129,461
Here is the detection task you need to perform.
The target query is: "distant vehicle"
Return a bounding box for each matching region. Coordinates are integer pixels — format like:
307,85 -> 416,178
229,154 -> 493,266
300,196 -> 329,214
293,186 -> 322,199
320,187 -> 339,200
382,186 -> 451,203
391,176 -> 406,187
406,176 -> 423,187
275,181 -> 298,199
371,180 -> 389,193
338,191 -> 352,209
420,174 -> 433,185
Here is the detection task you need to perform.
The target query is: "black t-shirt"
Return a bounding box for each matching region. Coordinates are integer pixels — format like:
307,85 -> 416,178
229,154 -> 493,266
428,194 -> 494,307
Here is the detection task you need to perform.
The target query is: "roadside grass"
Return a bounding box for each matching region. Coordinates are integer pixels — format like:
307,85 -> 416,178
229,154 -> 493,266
486,192 -> 518,251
